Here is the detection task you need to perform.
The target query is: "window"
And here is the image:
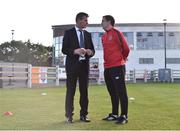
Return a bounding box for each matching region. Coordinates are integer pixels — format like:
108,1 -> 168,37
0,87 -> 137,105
167,58 -> 180,64
55,37 -> 60,44
123,32 -> 134,50
137,32 -> 164,50
137,32 -> 142,37
91,32 -> 103,50
137,38 -> 147,42
169,32 -> 174,37
158,32 -> 163,37
147,32 -> 153,37
99,32 -> 103,37
55,43 -> 60,51
55,50 -> 59,58
123,32 -> 127,37
139,58 -> 154,64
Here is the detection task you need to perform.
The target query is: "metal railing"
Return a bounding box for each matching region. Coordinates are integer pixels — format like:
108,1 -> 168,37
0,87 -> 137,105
1,62 -> 180,88
0,63 -> 30,88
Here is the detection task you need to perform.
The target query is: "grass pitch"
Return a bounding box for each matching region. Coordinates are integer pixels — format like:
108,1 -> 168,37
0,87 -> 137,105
1,83 -> 180,130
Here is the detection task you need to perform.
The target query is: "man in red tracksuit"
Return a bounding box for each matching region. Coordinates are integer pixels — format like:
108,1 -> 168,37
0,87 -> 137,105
101,15 -> 130,124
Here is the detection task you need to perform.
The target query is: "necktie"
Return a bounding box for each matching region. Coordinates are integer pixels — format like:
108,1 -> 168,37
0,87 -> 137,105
79,30 -> 84,48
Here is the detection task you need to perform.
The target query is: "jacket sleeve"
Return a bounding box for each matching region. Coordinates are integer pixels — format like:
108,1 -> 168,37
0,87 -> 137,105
119,32 -> 130,61
61,30 -> 76,57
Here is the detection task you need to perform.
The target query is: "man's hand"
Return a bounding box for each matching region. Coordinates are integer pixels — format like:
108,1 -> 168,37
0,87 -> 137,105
86,49 -> 93,56
74,48 -> 86,56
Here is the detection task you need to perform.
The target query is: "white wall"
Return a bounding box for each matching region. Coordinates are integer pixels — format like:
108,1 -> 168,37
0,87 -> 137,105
93,49 -> 180,74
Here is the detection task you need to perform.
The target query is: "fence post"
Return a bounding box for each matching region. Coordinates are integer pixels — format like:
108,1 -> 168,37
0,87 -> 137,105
133,69 -> 136,83
97,71 -> 102,85
153,70 -> 156,82
28,64 -> 32,88
144,69 -> 147,83
171,69 -> 174,83
56,66 -> 59,86
97,76 -> 101,85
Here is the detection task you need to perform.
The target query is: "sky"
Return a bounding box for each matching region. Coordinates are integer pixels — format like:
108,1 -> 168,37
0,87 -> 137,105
0,0 -> 180,46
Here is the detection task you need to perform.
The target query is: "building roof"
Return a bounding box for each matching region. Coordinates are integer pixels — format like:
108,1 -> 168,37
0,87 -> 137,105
52,23 -> 180,37
52,23 -> 180,28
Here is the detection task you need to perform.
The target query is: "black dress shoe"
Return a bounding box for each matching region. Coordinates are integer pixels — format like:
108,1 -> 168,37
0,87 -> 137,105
80,116 -> 91,122
66,117 -> 73,124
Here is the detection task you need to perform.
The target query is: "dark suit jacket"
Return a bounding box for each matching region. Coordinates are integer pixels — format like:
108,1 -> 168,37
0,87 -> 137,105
62,27 -> 95,74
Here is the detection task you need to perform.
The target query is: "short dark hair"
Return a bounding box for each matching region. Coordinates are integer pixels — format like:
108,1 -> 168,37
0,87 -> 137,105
76,12 -> 89,22
103,15 -> 115,26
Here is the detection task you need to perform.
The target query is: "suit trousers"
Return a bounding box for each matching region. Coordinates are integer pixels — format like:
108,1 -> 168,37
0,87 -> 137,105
65,61 -> 89,118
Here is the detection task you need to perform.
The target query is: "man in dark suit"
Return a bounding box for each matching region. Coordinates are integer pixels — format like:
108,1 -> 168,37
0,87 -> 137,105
62,12 -> 95,123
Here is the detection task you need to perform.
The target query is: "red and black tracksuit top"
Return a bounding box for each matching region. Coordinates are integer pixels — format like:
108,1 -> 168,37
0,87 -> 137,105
102,28 -> 130,69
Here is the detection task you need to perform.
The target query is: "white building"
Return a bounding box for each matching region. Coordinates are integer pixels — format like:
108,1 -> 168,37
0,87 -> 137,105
52,23 -> 180,74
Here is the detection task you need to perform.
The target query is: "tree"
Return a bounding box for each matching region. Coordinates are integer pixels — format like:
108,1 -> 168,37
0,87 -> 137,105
0,40 -> 52,66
